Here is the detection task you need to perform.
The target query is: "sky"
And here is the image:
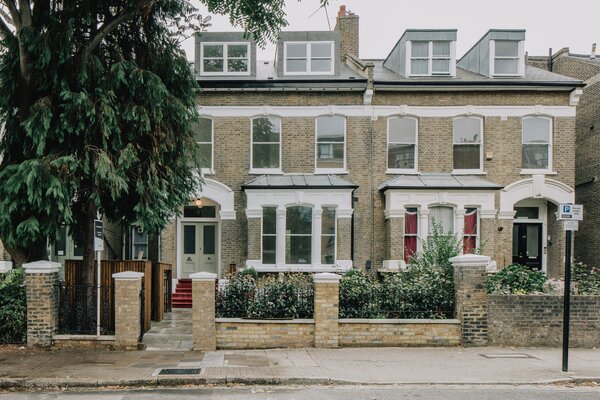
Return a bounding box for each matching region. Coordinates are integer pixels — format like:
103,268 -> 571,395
182,0 -> 598,62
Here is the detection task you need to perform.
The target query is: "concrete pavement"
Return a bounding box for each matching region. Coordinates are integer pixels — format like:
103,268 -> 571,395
1,346 -> 600,390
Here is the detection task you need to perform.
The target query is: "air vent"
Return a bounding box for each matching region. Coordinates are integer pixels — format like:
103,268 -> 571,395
158,368 -> 201,375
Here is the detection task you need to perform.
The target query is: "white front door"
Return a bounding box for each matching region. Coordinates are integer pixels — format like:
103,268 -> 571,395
181,223 -> 218,278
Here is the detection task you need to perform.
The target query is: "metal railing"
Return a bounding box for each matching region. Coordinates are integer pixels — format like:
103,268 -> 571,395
55,282 -> 115,335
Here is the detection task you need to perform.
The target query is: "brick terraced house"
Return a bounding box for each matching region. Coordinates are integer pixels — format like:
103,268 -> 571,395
528,46 -> 600,267
43,7 -> 583,291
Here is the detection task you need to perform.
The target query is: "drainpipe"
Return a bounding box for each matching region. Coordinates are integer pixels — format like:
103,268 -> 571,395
351,188 -> 357,263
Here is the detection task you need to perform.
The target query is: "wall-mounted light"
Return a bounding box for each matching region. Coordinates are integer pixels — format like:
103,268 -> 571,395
194,198 -> 203,208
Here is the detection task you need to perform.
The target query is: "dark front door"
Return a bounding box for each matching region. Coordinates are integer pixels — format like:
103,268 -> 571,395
512,223 -> 543,270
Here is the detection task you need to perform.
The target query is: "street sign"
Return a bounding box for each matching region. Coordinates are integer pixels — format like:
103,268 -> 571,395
558,204 -> 583,221
563,220 -> 579,231
94,219 -> 104,251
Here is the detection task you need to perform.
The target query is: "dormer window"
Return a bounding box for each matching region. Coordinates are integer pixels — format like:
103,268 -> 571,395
200,42 -> 250,75
284,42 -> 334,75
490,40 -> 524,77
408,41 -> 454,76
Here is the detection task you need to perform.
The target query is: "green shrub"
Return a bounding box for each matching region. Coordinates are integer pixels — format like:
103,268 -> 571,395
0,267 -> 26,344
339,224 -> 459,319
485,264 -> 548,294
573,261 -> 600,294
216,273 -> 313,319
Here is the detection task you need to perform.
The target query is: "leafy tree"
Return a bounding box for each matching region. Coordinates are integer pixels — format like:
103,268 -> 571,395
0,0 -> 325,282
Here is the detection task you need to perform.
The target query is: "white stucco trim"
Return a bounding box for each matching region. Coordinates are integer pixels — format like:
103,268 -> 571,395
195,178 -> 236,220
196,105 -> 576,118
499,175 -> 574,214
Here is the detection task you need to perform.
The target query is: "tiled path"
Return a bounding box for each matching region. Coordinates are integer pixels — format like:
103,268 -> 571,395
143,309 -> 193,351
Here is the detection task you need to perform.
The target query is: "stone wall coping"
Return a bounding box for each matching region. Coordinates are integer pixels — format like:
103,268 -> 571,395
489,294 -> 600,300
190,272 -> 217,281
313,272 -> 342,283
23,260 -> 61,274
339,319 -> 461,324
216,318 -> 315,324
0,261 -> 12,273
112,271 -> 144,280
449,253 -> 491,267
53,334 -> 116,341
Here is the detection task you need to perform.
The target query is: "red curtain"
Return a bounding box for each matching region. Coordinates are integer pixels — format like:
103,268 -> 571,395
463,209 -> 477,254
404,211 -> 418,262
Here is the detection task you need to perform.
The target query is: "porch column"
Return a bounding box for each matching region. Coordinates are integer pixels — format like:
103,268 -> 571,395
113,271 -> 144,350
312,208 -> 323,266
191,272 -> 217,351
276,207 -> 286,267
24,261 -> 61,348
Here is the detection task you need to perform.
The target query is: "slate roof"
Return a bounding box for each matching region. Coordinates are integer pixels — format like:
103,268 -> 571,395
242,174 -> 358,190
378,173 -> 503,191
367,61 -> 582,85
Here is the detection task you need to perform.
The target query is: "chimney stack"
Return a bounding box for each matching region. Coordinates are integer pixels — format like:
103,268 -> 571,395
592,43 -> 597,60
334,5 -> 359,61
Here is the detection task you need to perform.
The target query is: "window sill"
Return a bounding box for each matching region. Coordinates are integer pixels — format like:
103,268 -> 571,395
249,169 -> 283,175
452,170 -> 486,175
386,169 -> 420,175
314,169 -> 348,175
520,170 -> 557,176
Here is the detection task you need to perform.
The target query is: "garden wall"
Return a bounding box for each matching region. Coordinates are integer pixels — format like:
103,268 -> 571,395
488,295 -> 600,347
339,319 -> 460,347
216,319 -> 314,349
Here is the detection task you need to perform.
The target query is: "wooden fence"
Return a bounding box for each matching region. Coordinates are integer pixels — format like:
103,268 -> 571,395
64,260 -> 156,332
151,262 -> 173,322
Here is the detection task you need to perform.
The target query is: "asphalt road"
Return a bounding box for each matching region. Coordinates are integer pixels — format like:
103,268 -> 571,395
2,385 -> 600,400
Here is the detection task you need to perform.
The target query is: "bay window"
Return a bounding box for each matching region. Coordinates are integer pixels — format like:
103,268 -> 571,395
285,206 -> 313,264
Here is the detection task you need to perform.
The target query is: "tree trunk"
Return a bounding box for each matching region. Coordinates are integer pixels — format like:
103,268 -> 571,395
5,237 -> 48,265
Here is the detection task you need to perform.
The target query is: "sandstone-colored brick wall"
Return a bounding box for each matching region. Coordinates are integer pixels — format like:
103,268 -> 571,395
216,320 -> 315,349
371,91 -> 571,106
247,218 -> 261,261
453,263 -> 488,346
336,218 -> 352,260
387,217 -> 404,260
192,278 -> 216,351
553,57 -> 600,81
488,295 -> 600,347
314,281 -> 340,348
0,240 -> 11,261
53,336 -> 115,350
339,320 -> 460,347
160,220 -> 176,269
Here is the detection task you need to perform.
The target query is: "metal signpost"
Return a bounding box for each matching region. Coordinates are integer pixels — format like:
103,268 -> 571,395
558,204 -> 583,372
94,219 -> 104,336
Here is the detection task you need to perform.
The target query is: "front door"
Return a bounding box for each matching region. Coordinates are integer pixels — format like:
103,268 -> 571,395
512,223 -> 543,270
181,223 -> 218,278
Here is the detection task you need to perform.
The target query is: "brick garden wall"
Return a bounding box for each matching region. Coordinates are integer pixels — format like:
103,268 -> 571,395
339,320 -> 460,347
216,319 -> 315,349
488,295 -> 600,347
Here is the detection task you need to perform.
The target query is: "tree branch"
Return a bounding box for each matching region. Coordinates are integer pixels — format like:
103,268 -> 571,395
0,13 -> 14,39
17,0 -> 30,27
81,0 -> 156,67
1,0 -> 20,30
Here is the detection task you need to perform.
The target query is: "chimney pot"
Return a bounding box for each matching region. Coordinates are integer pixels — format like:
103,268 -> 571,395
592,43 -> 597,60
338,5 -> 347,17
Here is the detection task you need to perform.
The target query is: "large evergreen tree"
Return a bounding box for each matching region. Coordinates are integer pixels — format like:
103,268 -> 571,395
0,0 -> 317,280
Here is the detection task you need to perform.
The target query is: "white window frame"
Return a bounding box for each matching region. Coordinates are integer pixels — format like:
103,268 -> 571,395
386,116 -> 419,174
261,206 -> 277,266
199,42 -> 251,76
196,116 -> 214,175
520,116 -> 553,175
250,116 -> 282,174
406,40 -> 456,77
283,41 -> 334,76
489,39 -> 524,77
403,207 -> 420,262
452,116 -> 484,174
285,205 -> 313,265
320,206 -> 337,266
131,225 -> 149,260
314,115 -> 347,174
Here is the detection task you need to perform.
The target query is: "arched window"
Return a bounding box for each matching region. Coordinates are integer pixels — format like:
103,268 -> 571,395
388,117 -> 418,171
251,116 -> 281,171
522,117 -> 552,171
429,206 -> 454,235
453,117 -> 482,171
286,206 -> 313,264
